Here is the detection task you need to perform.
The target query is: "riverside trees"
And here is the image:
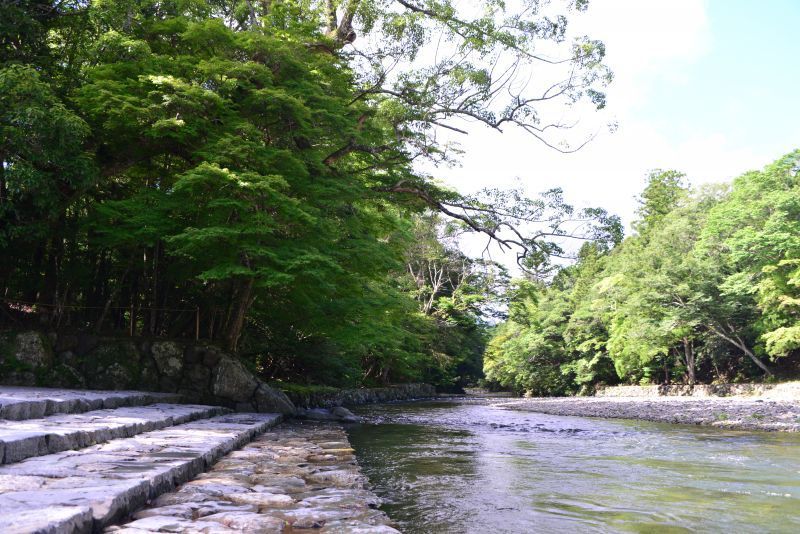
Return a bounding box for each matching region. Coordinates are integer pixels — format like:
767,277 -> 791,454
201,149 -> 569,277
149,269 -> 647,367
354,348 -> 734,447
0,0 -> 613,387
485,152 -> 800,394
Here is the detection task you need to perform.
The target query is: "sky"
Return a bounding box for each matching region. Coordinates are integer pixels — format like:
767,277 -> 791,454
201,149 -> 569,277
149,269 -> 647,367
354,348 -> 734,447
430,0 -> 800,260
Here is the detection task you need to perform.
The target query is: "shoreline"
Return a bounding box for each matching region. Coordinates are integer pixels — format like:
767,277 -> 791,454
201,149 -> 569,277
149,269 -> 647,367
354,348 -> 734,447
493,396 -> 800,432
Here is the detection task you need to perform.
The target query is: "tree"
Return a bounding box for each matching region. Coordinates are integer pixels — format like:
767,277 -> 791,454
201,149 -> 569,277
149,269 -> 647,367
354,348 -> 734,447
0,64 -> 95,305
1,0 -> 619,389
401,213 -> 507,388
633,169 -> 687,237
700,151 -> 800,367
203,0 -> 616,267
485,154 -> 800,393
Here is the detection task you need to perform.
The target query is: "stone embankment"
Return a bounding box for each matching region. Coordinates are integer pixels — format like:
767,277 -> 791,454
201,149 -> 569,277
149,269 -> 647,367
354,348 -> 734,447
1,330 -> 439,419
107,421 -> 399,533
0,330 -> 297,416
497,396 -> 800,432
285,383 -> 436,410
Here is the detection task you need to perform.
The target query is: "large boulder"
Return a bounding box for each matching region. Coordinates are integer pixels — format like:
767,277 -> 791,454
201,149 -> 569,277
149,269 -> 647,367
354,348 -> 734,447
89,340 -> 141,389
303,408 -> 339,421
253,383 -> 296,416
151,341 -> 184,378
13,331 -> 52,368
49,363 -> 86,388
212,356 -> 259,402
0,331 -> 53,386
98,362 -> 134,390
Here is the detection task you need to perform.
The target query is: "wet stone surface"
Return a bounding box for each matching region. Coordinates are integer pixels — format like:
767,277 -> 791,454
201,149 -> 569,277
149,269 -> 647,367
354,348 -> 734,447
107,421 -> 400,533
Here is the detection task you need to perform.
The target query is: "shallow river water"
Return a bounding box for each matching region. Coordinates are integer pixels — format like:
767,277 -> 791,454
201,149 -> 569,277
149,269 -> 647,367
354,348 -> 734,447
346,398 -> 800,533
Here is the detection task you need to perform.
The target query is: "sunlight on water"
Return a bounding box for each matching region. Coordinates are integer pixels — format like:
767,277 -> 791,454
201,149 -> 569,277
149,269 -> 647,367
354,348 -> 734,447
346,399 -> 800,534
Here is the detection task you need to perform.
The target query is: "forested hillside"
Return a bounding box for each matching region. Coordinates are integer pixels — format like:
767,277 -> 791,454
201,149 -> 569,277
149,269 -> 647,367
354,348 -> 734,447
485,152 -> 800,395
0,0 -> 617,389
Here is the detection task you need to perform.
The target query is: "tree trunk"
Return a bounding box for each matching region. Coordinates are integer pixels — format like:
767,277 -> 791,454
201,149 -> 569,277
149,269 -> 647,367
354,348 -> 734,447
0,153 -> 6,204
326,0 -> 337,32
95,263 -> 131,333
244,0 -> 259,28
28,242 -> 46,303
683,337 -> 695,386
226,277 -> 255,352
380,364 -> 390,385
709,323 -> 773,376
149,241 -> 160,335
38,233 -> 61,326
734,333 -> 773,376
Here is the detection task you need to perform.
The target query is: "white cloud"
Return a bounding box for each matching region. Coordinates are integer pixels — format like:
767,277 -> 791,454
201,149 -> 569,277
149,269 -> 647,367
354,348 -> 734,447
424,0 -> 785,268
580,0 -> 711,96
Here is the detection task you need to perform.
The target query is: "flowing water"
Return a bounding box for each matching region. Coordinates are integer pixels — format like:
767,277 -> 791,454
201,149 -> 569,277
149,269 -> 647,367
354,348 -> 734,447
346,398 -> 800,533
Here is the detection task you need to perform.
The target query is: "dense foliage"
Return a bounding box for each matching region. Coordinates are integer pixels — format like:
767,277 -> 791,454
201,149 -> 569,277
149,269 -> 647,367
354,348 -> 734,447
485,152 -> 800,395
1,0 -> 613,388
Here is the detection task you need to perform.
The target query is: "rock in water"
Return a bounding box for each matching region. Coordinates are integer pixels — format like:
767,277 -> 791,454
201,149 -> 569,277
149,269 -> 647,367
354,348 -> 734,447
331,406 -> 361,423
304,408 -> 338,421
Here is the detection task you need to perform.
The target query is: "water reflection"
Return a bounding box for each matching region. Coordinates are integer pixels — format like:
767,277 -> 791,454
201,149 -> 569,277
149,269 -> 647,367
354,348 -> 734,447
346,399 -> 800,533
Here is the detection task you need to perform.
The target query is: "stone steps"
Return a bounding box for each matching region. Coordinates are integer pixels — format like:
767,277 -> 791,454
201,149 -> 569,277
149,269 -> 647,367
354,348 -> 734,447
0,412 -> 282,533
0,403 -> 230,465
0,386 -> 182,421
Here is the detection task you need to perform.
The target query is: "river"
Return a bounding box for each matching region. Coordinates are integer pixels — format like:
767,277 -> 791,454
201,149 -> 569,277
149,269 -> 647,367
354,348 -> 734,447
346,397 -> 800,533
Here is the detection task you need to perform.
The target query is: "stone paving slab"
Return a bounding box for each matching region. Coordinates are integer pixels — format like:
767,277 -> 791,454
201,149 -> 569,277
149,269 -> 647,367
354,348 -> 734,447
0,505 -> 94,534
0,412 -> 282,533
0,403 -> 230,464
0,386 -> 182,421
107,421 -> 400,533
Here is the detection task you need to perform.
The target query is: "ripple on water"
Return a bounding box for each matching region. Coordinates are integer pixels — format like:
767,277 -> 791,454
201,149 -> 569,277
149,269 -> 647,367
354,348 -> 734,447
347,398 -> 800,534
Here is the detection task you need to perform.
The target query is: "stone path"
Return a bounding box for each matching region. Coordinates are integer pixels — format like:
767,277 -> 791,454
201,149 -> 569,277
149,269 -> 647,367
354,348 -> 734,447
107,421 -> 400,533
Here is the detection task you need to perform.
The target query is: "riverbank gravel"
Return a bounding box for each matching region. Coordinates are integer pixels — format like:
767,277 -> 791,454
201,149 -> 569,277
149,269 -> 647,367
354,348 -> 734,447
495,396 -> 800,432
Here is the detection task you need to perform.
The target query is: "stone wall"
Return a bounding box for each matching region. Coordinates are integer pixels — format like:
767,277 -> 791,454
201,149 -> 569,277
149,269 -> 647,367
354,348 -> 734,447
285,383 -> 437,409
0,330 -> 295,415
596,382 -> 800,400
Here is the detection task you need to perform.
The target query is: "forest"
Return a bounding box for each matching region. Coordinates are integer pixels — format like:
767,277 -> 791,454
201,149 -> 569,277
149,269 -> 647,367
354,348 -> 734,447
5,1 -> 795,395
1,0 -> 618,390
485,152 -> 800,395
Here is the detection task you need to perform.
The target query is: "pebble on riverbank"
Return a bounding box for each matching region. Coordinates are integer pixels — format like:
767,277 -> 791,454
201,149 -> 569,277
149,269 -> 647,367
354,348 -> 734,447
106,421 -> 400,533
497,396 -> 800,432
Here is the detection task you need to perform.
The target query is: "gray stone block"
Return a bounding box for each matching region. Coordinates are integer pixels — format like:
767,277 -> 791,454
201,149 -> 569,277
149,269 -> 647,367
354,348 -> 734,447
0,403 -> 228,464
0,505 -> 93,534
0,386 -> 181,421
0,412 -> 281,531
